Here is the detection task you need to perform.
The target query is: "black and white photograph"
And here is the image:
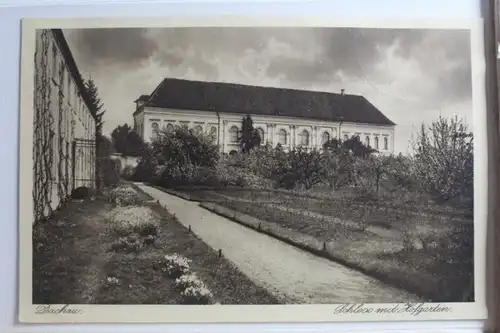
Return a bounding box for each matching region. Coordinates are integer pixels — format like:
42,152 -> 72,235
19,18 -> 488,323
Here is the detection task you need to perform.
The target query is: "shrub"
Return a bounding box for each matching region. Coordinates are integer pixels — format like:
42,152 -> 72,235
181,286 -> 213,304
174,273 -> 206,290
121,165 -> 136,180
71,186 -> 96,199
103,185 -> 142,206
160,164 -> 220,188
163,254 -> 191,278
107,206 -> 157,236
143,234 -> 156,245
111,235 -> 143,253
103,276 -> 121,288
101,158 -> 121,186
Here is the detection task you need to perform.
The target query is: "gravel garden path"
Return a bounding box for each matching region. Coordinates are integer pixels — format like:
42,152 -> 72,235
136,183 -> 420,304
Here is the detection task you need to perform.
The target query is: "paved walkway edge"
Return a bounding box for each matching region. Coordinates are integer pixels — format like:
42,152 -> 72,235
198,202 -> 431,302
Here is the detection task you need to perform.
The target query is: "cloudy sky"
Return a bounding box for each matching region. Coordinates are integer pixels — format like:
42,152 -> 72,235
64,27 -> 473,154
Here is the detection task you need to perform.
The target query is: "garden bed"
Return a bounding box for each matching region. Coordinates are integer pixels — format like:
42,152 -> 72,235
211,199 -> 473,302
33,185 -> 280,305
172,185 -> 472,221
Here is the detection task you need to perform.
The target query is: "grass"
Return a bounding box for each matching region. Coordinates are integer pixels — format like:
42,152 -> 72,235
33,186 -> 280,305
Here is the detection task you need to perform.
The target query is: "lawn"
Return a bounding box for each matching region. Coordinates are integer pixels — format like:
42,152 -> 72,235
33,184 -> 281,305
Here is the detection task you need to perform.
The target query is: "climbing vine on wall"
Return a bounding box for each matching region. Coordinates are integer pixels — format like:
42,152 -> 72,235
32,30 -> 55,222
57,61 -> 70,201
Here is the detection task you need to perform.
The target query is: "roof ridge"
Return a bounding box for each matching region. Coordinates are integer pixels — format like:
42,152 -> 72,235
159,77 -> 363,98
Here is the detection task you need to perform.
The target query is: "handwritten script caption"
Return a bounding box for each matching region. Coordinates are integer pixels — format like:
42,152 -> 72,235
334,303 -> 452,317
35,304 -> 83,315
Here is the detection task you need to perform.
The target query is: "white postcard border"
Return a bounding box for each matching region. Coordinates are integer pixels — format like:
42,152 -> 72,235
18,16 -> 488,324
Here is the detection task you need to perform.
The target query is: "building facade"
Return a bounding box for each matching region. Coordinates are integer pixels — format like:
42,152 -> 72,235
133,79 -> 396,155
33,29 -> 96,223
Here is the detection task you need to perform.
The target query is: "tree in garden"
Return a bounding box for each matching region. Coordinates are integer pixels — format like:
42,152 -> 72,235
85,79 -> 105,133
386,153 -> 418,190
321,136 -> 375,190
412,116 -> 473,201
323,136 -> 375,157
273,147 -> 325,190
147,125 -> 220,187
321,149 -> 356,190
96,135 -> 121,185
352,155 -> 393,194
132,143 -> 159,183
84,78 -> 107,187
239,115 -> 261,153
111,123 -> 145,156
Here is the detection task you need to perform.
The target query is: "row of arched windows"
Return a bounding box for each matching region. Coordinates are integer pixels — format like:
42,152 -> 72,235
151,122 -> 218,141
221,126 -> 334,146
342,134 -> 389,150
150,121 -> 390,150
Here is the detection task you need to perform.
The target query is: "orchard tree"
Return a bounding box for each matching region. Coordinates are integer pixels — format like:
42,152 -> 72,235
352,155 -> 393,194
274,147 -> 325,190
412,116 -> 473,201
239,115 -> 261,153
321,149 -> 355,190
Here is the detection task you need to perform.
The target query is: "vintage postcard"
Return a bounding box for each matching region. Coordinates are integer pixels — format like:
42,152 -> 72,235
19,17 -> 488,323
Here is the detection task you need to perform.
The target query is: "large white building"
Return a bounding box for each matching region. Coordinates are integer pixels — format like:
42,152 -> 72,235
133,78 -> 395,155
33,29 -> 96,222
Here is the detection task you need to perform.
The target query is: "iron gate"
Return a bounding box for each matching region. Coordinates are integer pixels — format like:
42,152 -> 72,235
72,138 -> 96,189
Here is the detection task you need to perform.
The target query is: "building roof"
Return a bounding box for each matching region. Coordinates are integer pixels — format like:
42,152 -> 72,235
51,29 -> 97,121
140,78 -> 396,126
134,95 -> 150,103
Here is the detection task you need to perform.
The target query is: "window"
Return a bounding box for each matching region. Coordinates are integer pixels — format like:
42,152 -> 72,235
321,131 -> 330,145
166,123 -> 175,132
374,136 -> 379,149
384,137 -> 389,150
210,126 -> 217,142
194,125 -> 203,134
278,129 -> 287,145
229,126 -> 239,143
343,134 -> 349,141
152,122 -> 159,137
365,136 -> 370,147
256,128 -> 265,143
299,130 -> 310,146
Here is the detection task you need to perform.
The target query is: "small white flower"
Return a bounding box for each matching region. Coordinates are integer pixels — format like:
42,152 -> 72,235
105,276 -> 120,285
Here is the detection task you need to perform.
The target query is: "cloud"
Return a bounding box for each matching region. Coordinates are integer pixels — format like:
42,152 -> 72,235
65,28 -> 158,69
63,26 -> 473,154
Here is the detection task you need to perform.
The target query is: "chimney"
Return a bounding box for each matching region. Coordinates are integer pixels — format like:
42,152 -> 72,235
340,89 -> 345,95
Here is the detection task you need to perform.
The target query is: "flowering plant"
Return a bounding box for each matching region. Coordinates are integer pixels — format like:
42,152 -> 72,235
174,273 -> 205,290
107,206 -> 158,236
111,235 -> 143,253
163,254 -> 191,278
181,285 -> 213,304
104,185 -> 142,206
